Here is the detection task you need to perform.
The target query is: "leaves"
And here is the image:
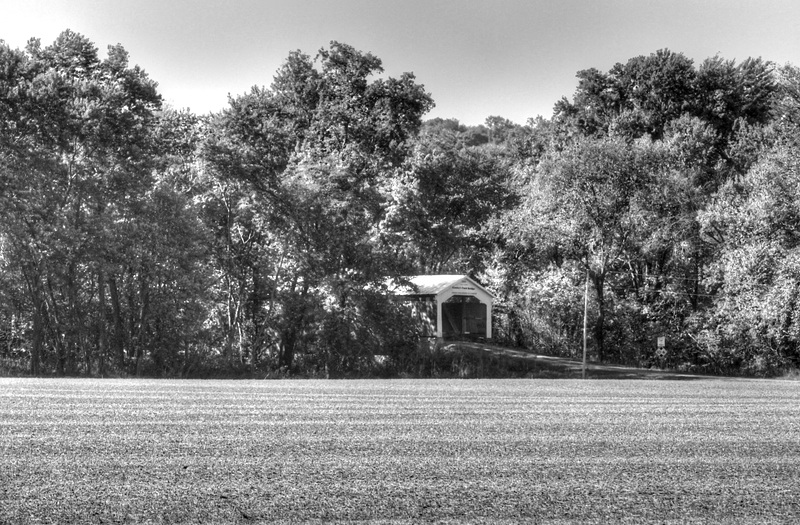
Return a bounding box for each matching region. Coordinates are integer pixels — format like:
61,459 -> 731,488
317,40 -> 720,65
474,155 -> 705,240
2,33 -> 800,377
698,145 -> 800,372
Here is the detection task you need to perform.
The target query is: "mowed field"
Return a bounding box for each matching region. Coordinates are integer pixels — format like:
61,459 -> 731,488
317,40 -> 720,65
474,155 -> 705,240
2,379 -> 800,524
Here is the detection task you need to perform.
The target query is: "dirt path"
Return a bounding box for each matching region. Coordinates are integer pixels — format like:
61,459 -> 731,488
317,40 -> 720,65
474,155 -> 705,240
443,342 -> 717,380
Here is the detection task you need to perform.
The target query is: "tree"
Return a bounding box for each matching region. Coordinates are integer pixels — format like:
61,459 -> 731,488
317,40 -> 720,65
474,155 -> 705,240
0,31 -> 166,374
0,31 -> 217,376
203,41 -> 433,373
774,64 -> 800,134
552,49 -> 778,150
698,142 -> 800,374
552,50 -> 697,141
382,131 -> 516,274
506,137 -> 683,362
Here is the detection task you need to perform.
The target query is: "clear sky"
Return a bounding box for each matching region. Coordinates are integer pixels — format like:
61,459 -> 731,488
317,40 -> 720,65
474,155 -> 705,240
1,0 -> 799,125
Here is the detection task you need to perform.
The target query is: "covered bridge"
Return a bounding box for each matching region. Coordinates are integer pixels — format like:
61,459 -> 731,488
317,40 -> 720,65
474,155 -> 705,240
390,275 -> 493,341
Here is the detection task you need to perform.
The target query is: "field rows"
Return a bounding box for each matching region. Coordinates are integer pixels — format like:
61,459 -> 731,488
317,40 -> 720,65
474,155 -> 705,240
2,378 -> 800,523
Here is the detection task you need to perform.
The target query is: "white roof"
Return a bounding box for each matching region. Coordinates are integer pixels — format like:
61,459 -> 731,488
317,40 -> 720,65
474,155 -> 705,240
389,275 -> 492,297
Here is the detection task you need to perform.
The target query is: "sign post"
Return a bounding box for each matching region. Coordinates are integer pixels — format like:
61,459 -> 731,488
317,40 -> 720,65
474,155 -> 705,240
582,269 -> 589,379
656,337 -> 667,360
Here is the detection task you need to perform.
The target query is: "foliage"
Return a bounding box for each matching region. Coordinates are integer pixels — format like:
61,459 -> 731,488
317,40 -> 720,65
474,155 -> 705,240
699,144 -> 800,374
201,41 -> 433,373
504,136 -> 686,362
382,131 -> 517,273
0,31 -> 215,377
489,49 -> 794,374
2,31 -> 799,377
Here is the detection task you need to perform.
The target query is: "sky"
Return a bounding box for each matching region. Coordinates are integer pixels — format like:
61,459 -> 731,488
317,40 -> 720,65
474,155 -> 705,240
1,0 -> 799,125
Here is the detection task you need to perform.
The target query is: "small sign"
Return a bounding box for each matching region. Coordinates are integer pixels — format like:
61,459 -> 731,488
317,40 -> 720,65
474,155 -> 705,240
452,282 -> 477,295
656,337 -> 667,358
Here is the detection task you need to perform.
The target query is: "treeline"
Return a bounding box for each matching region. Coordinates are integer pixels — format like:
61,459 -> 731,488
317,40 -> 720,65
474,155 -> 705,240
1,32 -> 799,377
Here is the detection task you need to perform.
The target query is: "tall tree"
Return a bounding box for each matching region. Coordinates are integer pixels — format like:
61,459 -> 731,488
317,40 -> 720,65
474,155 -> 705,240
0,31 -> 215,376
506,137 -> 682,362
382,131 -> 516,273
203,42 -> 433,373
699,141 -> 800,374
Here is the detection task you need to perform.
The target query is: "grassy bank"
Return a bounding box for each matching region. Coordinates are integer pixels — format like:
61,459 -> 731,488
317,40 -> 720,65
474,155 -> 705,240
2,378 -> 800,523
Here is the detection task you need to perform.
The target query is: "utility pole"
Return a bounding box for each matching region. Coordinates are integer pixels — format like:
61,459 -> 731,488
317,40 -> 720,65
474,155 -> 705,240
582,268 -> 589,379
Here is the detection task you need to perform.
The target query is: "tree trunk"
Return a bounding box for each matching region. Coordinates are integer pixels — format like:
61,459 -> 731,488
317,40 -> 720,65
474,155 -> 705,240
30,295 -> 44,376
108,276 -> 126,368
97,269 -> 108,376
134,274 -> 150,377
223,275 -> 246,364
279,331 -> 296,370
592,271 -> 606,363
126,269 -> 137,357
279,279 -> 310,371
691,255 -> 700,311
134,272 -> 150,377
251,265 -> 264,366
22,263 -> 46,376
44,276 -> 67,376
66,262 -> 81,376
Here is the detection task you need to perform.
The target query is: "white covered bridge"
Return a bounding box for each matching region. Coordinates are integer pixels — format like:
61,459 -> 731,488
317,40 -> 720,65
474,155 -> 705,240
388,275 -> 493,341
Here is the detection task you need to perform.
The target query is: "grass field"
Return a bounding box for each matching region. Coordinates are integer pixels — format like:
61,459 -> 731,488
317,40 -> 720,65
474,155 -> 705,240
2,378 -> 799,524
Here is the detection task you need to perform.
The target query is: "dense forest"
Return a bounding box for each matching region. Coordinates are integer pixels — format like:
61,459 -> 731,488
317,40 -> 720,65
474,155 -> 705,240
1,30 -> 799,377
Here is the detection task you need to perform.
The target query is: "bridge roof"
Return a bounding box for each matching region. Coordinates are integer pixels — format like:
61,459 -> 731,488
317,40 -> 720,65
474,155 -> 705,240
389,274 -> 492,298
